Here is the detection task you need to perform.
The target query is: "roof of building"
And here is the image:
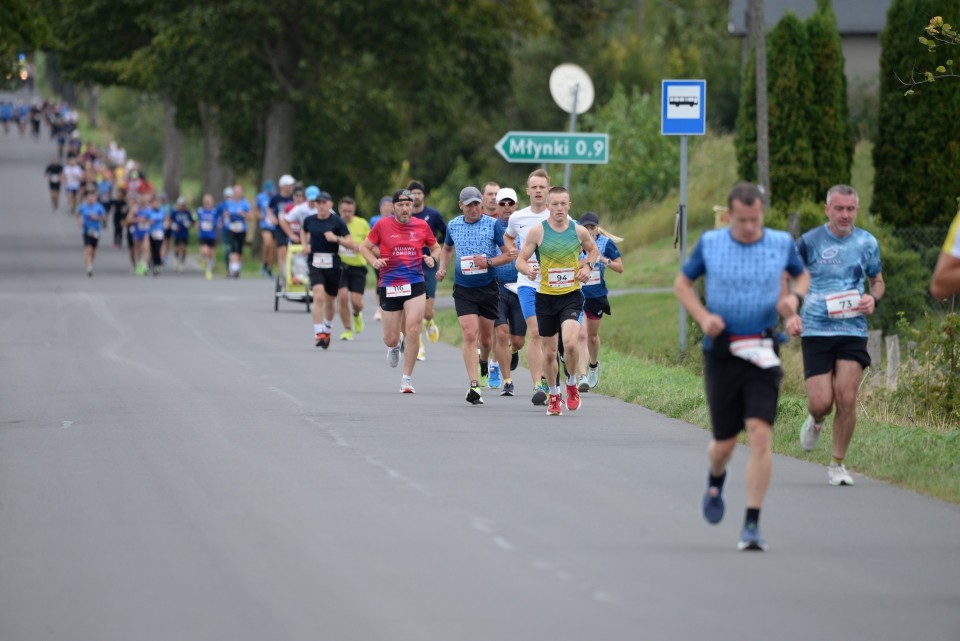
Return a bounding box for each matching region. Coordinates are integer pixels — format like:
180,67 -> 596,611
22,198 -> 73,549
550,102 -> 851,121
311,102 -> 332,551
729,0 -> 891,36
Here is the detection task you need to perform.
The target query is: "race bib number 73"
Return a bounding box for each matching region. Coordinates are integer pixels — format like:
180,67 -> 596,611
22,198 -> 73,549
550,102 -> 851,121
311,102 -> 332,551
825,290 -> 862,319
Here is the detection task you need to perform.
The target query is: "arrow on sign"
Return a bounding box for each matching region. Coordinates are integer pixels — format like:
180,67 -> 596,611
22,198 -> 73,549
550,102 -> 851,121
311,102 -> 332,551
494,132 -> 609,164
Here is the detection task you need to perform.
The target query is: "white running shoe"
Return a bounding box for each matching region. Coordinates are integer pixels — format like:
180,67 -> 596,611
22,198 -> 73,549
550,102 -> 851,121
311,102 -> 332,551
388,333 -> 404,368
828,462 -> 854,486
400,377 -> 415,394
800,414 -> 823,452
586,361 -> 600,388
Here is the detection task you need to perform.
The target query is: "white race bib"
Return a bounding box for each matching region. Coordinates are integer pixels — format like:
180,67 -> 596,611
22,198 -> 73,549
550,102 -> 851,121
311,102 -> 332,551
504,282 -> 519,294
138,221 -> 149,230
171,223 -> 180,232
547,267 -> 575,288
312,253 -> 334,269
460,255 -> 487,275
385,283 -> 412,298
729,337 -> 781,369
586,267 -> 601,287
200,221 -> 214,232
50,174 -> 60,183
339,246 -> 357,258
150,230 -> 164,240
85,229 -> 100,239
825,290 -> 862,319
229,221 -> 244,233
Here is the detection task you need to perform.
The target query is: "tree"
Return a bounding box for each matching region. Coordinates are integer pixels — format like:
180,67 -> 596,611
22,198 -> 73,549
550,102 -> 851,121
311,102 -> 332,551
0,0 -> 49,82
873,0 -> 960,227
767,12 -> 817,208
806,0 -> 852,199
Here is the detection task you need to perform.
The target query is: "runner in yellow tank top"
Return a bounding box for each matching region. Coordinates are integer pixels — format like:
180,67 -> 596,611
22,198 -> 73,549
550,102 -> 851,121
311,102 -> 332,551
516,186 -> 599,416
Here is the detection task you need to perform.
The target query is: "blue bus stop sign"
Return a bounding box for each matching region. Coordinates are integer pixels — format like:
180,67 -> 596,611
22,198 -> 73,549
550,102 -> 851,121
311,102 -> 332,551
661,80 -> 706,136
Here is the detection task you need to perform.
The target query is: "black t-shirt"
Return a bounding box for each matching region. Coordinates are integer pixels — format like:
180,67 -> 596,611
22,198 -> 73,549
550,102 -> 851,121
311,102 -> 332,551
111,199 -> 129,220
413,205 -> 446,254
269,194 -> 294,217
302,213 -> 349,258
45,163 -> 63,183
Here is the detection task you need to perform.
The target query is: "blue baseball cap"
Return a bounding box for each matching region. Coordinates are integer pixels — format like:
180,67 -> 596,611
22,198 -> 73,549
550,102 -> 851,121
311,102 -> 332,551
305,185 -> 320,201
263,179 -> 275,193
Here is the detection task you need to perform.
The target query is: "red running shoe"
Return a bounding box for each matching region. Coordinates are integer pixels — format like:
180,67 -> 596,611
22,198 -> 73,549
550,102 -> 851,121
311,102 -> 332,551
547,393 -> 563,416
565,384 -> 581,411
315,332 -> 331,349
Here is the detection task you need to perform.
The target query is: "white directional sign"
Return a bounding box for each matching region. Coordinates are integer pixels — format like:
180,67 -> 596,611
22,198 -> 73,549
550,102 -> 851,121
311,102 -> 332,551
661,80 -> 706,136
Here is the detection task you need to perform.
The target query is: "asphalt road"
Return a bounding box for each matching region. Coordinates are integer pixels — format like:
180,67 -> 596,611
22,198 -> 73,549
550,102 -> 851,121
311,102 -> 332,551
1,122 -> 958,641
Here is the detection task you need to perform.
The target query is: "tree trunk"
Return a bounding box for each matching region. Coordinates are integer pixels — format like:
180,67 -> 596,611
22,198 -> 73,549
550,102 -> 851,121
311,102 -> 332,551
87,85 -> 99,128
261,100 -> 295,186
750,0 -> 771,202
198,101 -> 234,199
162,97 -> 183,201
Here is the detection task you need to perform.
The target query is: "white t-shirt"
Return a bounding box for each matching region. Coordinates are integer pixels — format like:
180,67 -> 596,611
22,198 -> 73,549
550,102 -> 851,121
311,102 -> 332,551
63,165 -> 83,190
506,206 -> 550,291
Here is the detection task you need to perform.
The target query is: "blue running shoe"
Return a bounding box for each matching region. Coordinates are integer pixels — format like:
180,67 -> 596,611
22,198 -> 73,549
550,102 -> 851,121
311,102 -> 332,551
702,486 -> 725,525
737,523 -> 768,552
488,364 -> 502,389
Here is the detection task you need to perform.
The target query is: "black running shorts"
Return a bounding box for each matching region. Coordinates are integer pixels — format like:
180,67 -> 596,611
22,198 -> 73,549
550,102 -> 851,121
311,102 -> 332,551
535,290 -> 584,338
378,281 -> 426,312
801,335 -> 871,379
703,341 -> 783,441
453,280 -> 499,319
339,264 -> 368,294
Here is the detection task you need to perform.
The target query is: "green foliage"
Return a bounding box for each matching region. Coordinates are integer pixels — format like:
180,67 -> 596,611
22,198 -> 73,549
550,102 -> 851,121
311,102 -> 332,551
579,85 -> 679,217
891,311 -> 960,426
806,2 -> 853,198
734,48 -> 758,183
873,0 -> 960,227
767,13 -> 818,208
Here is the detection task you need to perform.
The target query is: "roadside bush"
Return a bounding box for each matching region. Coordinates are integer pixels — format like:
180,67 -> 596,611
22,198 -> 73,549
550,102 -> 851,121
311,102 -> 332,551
888,312 -> 960,428
579,84 -> 678,218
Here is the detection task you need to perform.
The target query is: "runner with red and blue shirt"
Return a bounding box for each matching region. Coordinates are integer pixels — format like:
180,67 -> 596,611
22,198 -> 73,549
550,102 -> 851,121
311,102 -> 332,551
77,190 -> 106,277
359,189 -> 441,394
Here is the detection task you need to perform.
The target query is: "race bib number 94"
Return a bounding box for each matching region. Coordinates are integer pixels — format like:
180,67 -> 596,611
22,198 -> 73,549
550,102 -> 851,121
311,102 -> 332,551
547,267 -> 575,288
825,290 -> 862,319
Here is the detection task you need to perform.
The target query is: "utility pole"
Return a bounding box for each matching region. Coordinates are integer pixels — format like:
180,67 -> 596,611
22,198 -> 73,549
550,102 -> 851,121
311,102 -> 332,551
750,0 -> 771,201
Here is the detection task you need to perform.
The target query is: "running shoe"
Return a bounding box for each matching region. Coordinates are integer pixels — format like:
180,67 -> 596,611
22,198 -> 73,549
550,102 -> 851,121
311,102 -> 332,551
531,385 -> 548,406
205,269 -> 213,280
374,308 -> 382,321
388,333 -> 403,368
737,523 -> 768,552
800,414 -> 823,452
425,319 -> 440,343
702,485 -> 725,524
260,266 -> 270,278
400,377 -> 415,394
86,267 -> 93,278
565,384 -> 581,411
577,375 -> 590,393
500,381 -> 515,397
478,361 -> 488,387
828,462 -> 855,486
316,332 -> 331,349
488,364 -> 502,389
587,361 -> 600,389
417,343 -> 426,361
340,330 -> 354,341
510,349 -> 520,371
466,386 -> 484,405
546,393 -> 563,416
353,313 -> 364,334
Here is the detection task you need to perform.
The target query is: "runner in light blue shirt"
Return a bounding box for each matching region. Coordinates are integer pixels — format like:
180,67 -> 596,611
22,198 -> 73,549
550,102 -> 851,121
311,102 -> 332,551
77,190 -> 106,276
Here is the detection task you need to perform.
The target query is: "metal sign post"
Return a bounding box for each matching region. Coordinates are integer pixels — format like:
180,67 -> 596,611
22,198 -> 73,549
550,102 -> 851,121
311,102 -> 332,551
661,79 -> 706,354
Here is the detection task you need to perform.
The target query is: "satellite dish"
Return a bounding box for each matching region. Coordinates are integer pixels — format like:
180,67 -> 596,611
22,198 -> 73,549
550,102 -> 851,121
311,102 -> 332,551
549,64 -> 595,115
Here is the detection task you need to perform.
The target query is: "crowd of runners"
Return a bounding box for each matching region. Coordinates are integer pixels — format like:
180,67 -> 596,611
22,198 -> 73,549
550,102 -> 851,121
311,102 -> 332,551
35,99 -> 960,554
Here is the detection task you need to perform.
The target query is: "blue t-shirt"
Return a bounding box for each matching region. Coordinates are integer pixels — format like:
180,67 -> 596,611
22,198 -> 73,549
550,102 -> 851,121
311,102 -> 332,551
97,179 -> 112,203
444,215 -> 504,287
78,202 -> 106,235
196,207 -> 219,240
413,206 -> 446,256
797,225 -> 882,338
171,208 -> 194,238
492,219 -> 519,287
224,199 -> 251,233
581,234 -> 621,299
257,191 -> 274,230
146,208 -> 166,237
682,228 -> 805,347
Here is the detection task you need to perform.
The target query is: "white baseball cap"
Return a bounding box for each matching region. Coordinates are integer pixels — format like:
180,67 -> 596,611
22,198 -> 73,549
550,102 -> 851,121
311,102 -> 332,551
496,187 -> 518,203
278,175 -> 295,187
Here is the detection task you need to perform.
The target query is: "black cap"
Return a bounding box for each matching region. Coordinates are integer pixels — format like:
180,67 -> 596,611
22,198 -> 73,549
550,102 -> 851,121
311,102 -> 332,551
393,189 -> 414,204
579,211 -> 600,226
